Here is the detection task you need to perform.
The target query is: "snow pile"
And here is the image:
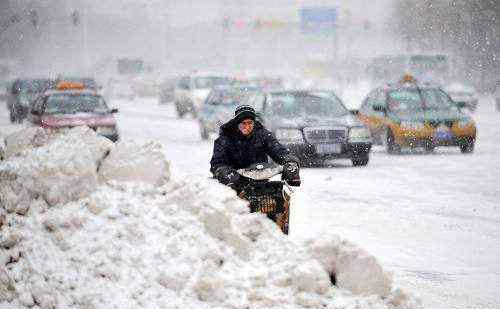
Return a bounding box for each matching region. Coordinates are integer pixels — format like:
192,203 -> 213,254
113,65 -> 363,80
3,127 -> 49,159
0,127 -> 422,309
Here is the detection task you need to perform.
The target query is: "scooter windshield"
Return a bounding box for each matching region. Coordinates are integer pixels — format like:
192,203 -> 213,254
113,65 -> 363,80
237,163 -> 283,180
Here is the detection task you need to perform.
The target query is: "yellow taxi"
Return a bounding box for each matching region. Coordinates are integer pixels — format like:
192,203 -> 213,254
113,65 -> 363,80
357,75 -> 476,153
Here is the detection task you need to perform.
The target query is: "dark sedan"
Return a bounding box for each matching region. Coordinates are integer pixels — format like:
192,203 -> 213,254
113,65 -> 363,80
259,90 -> 372,166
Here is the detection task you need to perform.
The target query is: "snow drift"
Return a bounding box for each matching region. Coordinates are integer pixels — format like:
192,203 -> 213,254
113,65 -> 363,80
0,127 -> 422,309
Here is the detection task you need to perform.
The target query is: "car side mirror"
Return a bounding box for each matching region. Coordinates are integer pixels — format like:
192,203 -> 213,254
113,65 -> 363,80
454,101 -> 466,109
110,108 -> 119,113
373,105 -> 386,112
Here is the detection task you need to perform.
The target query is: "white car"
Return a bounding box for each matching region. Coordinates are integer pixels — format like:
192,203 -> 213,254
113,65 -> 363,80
444,82 -> 478,112
173,74 -> 233,118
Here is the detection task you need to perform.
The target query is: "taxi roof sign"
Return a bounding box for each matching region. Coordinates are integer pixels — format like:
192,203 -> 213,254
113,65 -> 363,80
56,81 -> 85,90
400,73 -> 417,84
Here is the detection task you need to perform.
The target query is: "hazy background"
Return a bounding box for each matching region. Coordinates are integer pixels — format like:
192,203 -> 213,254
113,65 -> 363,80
1,0 -> 498,91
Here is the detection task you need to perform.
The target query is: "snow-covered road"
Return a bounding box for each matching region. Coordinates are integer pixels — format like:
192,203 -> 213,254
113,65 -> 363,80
1,95 -> 498,309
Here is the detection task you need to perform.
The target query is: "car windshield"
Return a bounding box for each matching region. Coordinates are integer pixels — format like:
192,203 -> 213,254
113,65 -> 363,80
20,79 -> 53,93
45,94 -> 109,114
194,77 -> 232,89
270,92 -> 348,117
388,88 -> 457,112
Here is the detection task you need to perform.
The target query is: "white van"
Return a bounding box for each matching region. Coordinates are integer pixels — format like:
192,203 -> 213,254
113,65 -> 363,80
173,73 -> 233,118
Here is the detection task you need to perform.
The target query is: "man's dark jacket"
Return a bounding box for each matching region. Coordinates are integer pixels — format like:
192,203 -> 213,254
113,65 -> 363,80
210,120 -> 297,185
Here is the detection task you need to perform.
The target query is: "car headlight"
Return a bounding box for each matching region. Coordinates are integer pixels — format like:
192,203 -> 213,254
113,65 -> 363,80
457,118 -> 474,127
96,126 -> 117,135
348,127 -> 371,141
275,128 -> 304,143
401,121 -> 425,130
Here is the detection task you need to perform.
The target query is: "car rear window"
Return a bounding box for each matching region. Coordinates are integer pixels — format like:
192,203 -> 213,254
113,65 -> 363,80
387,90 -> 423,112
45,94 -> 108,114
388,88 -> 457,112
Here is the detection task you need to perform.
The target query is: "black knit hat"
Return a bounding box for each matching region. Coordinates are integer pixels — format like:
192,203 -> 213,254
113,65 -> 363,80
233,105 -> 256,123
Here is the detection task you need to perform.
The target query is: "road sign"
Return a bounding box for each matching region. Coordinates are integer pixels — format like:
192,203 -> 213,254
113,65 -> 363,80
300,7 -> 337,34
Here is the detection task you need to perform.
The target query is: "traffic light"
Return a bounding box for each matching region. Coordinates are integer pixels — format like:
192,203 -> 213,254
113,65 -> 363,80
71,10 -> 79,26
28,9 -> 39,29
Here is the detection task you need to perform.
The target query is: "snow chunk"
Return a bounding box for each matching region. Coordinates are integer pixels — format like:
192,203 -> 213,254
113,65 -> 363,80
304,234 -> 393,297
0,126 -> 113,206
3,127 -> 49,159
98,140 -> 170,186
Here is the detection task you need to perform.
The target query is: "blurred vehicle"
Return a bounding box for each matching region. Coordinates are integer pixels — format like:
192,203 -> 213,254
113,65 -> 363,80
198,86 -> 261,139
444,82 -> 478,112
130,74 -> 160,98
7,78 -> 55,123
106,77 -> 135,101
233,74 -> 284,91
0,80 -> 11,101
158,77 -> 177,104
174,73 -> 233,118
357,75 -> 476,154
495,81 -> 500,112
258,89 -> 372,167
0,60 -> 17,101
28,83 -> 119,142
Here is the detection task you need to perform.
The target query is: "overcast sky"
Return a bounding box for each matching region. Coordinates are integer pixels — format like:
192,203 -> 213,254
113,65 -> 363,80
87,0 -> 394,27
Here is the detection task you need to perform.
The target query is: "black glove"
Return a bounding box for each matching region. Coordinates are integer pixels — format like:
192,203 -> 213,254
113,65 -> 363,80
214,166 -> 241,186
282,161 -> 301,186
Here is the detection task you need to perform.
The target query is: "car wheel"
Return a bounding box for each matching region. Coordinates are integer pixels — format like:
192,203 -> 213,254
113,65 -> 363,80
386,129 -> 401,154
352,153 -> 369,166
459,137 -> 475,153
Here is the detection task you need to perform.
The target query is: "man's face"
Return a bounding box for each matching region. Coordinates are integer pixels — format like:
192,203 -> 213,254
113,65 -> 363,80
238,118 -> 254,136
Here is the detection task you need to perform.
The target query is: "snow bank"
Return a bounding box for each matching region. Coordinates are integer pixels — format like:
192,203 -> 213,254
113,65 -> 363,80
0,127 -> 422,309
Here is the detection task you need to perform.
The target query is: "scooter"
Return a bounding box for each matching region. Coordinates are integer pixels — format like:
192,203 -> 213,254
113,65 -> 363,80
236,163 -> 298,235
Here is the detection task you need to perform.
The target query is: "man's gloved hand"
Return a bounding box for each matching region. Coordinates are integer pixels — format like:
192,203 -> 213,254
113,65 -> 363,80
282,161 -> 301,186
215,166 -> 241,188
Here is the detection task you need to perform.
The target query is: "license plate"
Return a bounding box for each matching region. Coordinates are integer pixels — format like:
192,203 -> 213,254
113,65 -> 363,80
316,144 -> 341,154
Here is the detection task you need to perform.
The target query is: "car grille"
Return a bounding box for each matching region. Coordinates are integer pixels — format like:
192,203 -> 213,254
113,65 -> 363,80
427,120 -> 454,128
303,127 -> 346,143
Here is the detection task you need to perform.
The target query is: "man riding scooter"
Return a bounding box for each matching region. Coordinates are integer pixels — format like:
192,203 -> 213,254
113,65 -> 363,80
210,105 -> 300,233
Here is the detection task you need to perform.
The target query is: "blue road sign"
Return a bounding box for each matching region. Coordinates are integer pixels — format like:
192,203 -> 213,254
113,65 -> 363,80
300,7 -> 337,34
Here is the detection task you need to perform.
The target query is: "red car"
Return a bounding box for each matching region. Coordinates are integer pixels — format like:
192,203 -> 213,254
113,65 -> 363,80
28,83 -> 119,142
